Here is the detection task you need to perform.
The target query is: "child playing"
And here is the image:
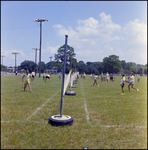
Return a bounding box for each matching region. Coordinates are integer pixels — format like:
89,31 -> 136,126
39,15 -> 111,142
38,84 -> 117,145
22,70 -> 33,92
31,70 -> 35,81
93,73 -> 99,87
59,72 -> 61,80
126,72 -> 139,92
106,72 -> 109,84
120,74 -> 125,94
44,74 -> 51,82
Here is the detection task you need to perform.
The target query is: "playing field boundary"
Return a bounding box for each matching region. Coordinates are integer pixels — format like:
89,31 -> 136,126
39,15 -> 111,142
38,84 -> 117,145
1,120 -> 146,129
26,89 -> 60,121
80,79 -> 91,126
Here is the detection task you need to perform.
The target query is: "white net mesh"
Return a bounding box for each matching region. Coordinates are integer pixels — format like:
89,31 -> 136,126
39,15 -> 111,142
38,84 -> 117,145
63,70 -> 72,95
70,72 -> 77,87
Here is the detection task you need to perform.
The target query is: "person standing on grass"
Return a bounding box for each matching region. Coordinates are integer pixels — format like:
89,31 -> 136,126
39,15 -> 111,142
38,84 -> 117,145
43,71 -> 46,80
93,73 -> 99,87
101,72 -> 103,82
44,74 -> 51,82
81,72 -> 83,78
110,73 -> 113,82
106,72 -> 109,84
59,72 -> 61,80
22,70 -> 33,92
137,74 -> 140,82
83,72 -> 86,79
126,72 -> 139,92
31,70 -> 35,81
15,70 -> 17,76
113,74 -> 116,82
120,73 -> 125,95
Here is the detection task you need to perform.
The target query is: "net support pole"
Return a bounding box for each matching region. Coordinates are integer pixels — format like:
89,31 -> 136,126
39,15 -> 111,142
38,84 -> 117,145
60,35 -> 68,118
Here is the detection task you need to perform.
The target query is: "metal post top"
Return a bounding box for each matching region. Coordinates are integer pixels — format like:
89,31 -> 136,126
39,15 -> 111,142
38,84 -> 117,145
32,48 -> 39,50
33,19 -> 48,22
65,35 -> 68,37
12,52 -> 19,54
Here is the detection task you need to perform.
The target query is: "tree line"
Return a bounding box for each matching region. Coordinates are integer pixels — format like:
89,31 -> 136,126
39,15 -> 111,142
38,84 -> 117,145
1,44 -> 147,75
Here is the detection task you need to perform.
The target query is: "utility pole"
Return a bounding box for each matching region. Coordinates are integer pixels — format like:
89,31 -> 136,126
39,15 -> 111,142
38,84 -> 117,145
12,52 -> 19,72
1,55 -> 5,71
49,56 -> 52,73
32,48 -> 39,76
33,18 -> 48,77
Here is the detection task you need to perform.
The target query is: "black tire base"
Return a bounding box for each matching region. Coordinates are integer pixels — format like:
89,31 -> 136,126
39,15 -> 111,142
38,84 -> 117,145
49,115 -> 74,126
65,91 -> 76,95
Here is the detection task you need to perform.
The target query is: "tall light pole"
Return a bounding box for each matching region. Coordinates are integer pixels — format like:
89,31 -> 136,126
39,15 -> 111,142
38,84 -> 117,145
32,48 -> 39,76
33,18 -> 48,77
12,52 -> 19,72
1,55 -> 5,71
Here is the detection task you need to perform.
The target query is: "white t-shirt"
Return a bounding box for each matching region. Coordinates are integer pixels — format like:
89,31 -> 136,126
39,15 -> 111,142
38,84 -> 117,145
120,77 -> 125,84
129,75 -> 134,82
25,74 -> 31,81
94,75 -> 97,80
106,73 -> 109,79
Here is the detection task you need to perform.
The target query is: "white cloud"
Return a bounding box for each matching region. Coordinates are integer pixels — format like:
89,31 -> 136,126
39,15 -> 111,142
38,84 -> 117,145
123,19 -> 147,47
1,49 -> 26,57
51,12 -> 146,65
45,45 -> 60,54
104,44 -> 113,51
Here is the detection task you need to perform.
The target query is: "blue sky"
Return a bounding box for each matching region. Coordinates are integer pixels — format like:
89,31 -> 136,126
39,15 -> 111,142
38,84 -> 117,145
1,1 -> 147,67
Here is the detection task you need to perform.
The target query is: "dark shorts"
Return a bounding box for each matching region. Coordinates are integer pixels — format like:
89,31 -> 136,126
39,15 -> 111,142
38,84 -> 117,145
46,76 -> 50,79
32,75 -> 34,78
121,83 -> 125,87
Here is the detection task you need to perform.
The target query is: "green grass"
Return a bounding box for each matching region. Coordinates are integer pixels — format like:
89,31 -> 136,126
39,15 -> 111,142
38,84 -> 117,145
1,75 -> 147,149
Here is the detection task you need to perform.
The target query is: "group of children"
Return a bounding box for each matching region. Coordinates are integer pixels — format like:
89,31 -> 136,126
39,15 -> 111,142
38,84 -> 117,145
89,71 -> 139,94
120,72 -> 139,94
22,70 -> 52,92
22,69 -> 140,95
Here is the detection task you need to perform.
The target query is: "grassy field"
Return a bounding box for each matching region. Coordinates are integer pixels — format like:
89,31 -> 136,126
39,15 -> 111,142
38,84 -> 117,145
1,74 -> 147,149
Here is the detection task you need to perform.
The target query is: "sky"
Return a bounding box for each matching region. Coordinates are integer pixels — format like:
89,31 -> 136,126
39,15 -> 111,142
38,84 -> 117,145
1,1 -> 147,67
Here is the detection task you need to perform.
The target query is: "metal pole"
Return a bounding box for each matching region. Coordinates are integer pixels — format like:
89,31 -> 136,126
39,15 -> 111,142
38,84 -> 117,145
39,22 -> 42,77
32,48 -> 39,76
70,54 -> 72,92
12,52 -> 19,72
35,49 -> 37,76
33,18 -> 48,77
15,54 -> 16,72
60,35 -> 68,117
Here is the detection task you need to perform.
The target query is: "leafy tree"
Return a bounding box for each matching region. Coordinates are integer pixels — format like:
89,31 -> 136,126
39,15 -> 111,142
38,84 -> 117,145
131,65 -> 138,74
54,44 -> 76,73
1,65 -> 8,71
54,45 -> 76,64
46,61 -> 54,70
121,60 -> 127,70
77,61 -> 86,73
103,55 -> 122,73
137,66 -> 144,75
39,61 -> 46,73
144,67 -> 147,74
19,60 -> 36,72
